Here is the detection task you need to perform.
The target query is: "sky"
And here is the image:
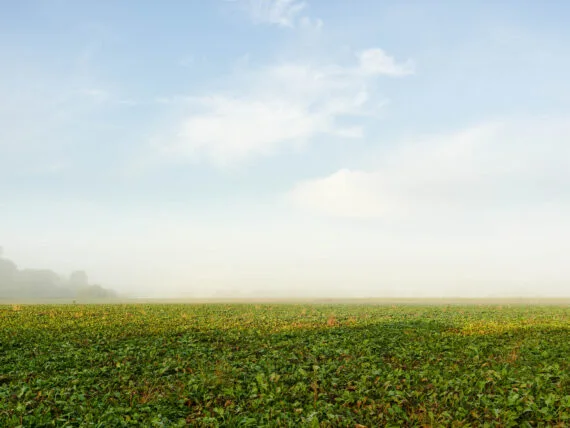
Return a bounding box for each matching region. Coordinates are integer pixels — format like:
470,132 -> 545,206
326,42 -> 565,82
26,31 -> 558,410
1,0 -> 570,298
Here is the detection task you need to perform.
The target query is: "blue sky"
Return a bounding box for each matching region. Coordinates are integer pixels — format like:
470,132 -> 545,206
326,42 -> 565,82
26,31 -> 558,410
2,0 -> 570,297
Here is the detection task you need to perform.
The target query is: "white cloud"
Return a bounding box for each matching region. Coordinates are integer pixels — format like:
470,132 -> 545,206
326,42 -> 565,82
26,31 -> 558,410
239,0 -> 307,28
148,48 -> 412,167
172,96 -> 326,164
357,49 -> 415,77
286,117 -> 570,218
228,0 -> 323,30
286,168 -> 388,218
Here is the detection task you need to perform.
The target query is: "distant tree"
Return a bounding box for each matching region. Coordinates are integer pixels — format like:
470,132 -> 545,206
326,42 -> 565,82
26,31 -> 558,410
0,257 -> 18,283
16,269 -> 60,286
69,271 -> 89,288
13,269 -> 67,298
0,249 -> 117,300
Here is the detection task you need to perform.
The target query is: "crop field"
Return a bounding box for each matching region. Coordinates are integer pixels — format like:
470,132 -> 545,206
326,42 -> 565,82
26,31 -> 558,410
1,303 -> 570,427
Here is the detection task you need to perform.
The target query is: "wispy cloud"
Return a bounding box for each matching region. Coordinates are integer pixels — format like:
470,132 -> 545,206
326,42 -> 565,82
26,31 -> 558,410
241,0 -> 306,27
232,0 -> 322,29
357,49 -> 415,77
141,48 -> 413,168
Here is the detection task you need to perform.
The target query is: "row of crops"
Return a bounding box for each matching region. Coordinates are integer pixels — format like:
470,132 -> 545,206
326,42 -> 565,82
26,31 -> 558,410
1,303 -> 569,426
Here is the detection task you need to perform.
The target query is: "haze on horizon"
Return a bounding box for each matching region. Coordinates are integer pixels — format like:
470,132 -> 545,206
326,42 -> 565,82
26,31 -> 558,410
2,0 -> 569,299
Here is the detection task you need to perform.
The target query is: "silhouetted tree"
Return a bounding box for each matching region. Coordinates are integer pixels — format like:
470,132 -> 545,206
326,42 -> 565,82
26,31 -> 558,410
0,248 -> 116,300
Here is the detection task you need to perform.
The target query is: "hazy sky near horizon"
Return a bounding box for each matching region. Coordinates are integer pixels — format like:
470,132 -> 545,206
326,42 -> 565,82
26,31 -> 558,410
2,0 -> 570,297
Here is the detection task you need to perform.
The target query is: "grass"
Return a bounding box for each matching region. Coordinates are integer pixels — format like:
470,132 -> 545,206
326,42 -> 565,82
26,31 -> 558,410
1,303 -> 569,426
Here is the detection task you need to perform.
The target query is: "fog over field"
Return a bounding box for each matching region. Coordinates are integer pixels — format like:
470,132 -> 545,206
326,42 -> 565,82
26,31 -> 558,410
2,0 -> 569,300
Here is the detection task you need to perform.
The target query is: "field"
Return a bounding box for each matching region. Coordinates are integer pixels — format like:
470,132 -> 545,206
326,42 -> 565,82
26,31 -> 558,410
1,303 -> 570,427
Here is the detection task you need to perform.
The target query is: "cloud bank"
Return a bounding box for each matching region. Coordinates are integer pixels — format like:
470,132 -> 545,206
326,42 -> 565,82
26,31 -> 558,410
287,117 -> 570,219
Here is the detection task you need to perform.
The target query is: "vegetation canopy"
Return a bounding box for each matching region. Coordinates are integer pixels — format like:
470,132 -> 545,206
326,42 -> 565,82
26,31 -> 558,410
1,304 -> 569,426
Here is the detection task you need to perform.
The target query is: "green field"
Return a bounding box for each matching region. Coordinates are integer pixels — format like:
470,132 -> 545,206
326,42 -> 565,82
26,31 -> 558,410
1,304 -> 570,427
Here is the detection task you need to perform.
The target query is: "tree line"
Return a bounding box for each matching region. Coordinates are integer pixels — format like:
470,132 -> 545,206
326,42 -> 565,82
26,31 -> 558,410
0,247 -> 117,300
